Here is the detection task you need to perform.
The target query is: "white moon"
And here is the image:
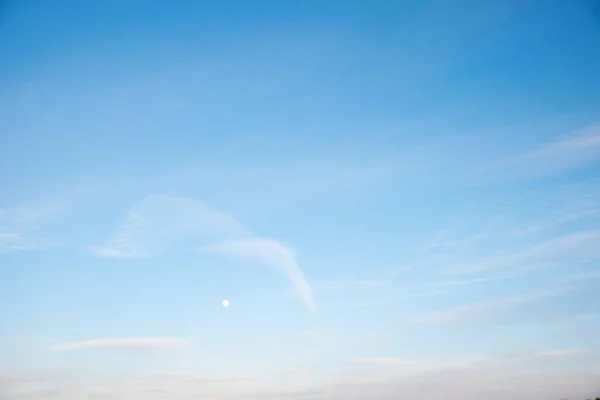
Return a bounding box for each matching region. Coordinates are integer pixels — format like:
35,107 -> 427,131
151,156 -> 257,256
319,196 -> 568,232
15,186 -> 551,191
222,300 -> 230,308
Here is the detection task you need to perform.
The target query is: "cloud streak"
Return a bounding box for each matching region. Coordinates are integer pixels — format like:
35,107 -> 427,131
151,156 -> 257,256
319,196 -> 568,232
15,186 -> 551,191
3,349 -> 599,400
447,230 -> 600,274
350,357 -> 409,366
0,202 -> 64,253
200,237 -> 317,312
505,123 -> 600,179
91,195 -> 247,258
414,279 -> 600,325
46,338 -> 189,352
91,194 -> 316,311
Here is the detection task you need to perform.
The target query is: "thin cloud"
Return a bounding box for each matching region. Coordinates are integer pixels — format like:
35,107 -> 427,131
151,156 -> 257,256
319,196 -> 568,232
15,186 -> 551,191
322,351 -> 600,400
0,202 -> 64,253
506,123 -> 600,178
461,348 -> 593,367
430,276 -> 510,288
92,194 -> 316,311
90,194 -> 247,258
448,230 -> 600,274
414,280 -> 599,325
90,211 -> 151,259
304,275 -> 388,296
4,349 -> 599,400
413,287 -> 559,325
535,348 -> 586,358
350,357 -> 409,366
0,232 -> 50,253
46,338 -> 189,352
199,237 -> 317,312
314,223 -> 598,312
561,270 -> 600,282
524,124 -> 600,157
419,184 -> 600,267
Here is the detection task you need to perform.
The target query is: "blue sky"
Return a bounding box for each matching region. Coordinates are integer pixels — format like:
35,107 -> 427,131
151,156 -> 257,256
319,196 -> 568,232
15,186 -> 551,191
1,0 -> 600,399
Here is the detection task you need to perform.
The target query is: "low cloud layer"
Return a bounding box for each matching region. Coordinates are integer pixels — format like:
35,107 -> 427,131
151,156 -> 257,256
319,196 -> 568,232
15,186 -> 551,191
46,338 -> 189,352
350,357 -> 408,366
489,123 -> 600,181
414,278 -> 600,325
3,349 -> 599,400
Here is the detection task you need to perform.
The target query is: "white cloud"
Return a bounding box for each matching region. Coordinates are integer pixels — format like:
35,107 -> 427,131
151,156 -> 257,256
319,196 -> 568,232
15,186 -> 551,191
562,270 -> 600,282
350,357 -> 409,366
0,232 -> 50,253
2,349 -> 599,400
90,212 -> 151,259
448,230 -> 600,274
535,348 -> 586,358
0,202 -> 64,253
416,185 -> 600,271
524,124 -> 600,157
315,276 -> 388,294
414,279 -> 599,325
313,195 -> 600,312
506,123 -> 600,178
46,338 -> 189,352
430,276 -> 509,287
91,195 -> 247,258
92,194 -> 316,311
200,237 -> 317,312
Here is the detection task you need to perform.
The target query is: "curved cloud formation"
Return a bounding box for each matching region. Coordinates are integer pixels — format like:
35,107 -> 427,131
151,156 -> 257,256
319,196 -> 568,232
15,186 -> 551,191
91,195 -> 247,258
91,194 -> 316,311
199,237 -> 316,312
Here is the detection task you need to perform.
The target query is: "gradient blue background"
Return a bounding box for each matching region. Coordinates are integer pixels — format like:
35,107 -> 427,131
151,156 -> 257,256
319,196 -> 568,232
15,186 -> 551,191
1,1 -> 600,399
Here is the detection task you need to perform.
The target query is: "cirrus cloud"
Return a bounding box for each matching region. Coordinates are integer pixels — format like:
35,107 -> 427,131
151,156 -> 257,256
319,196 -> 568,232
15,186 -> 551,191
90,194 -> 316,311
199,237 -> 317,312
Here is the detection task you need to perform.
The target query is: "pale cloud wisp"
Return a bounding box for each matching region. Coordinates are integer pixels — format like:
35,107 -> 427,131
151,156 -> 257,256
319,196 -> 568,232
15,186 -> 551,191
90,194 -> 247,258
91,194 -> 317,311
46,338 -> 189,352
0,202 -> 64,253
199,237 -> 317,312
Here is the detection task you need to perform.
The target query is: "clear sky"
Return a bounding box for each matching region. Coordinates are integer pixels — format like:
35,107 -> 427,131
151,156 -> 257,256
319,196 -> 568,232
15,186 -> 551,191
1,1 -> 600,399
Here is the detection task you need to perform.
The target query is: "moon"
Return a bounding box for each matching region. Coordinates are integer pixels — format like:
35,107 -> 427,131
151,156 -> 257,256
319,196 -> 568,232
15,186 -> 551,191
222,299 -> 230,308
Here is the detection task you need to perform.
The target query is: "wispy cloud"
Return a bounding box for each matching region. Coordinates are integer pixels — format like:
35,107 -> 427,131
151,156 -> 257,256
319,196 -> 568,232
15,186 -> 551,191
447,230 -> 600,274
414,280 -> 599,325
505,123 -> 600,179
534,348 -> 586,358
0,202 -> 64,253
46,338 -> 189,352
430,276 -> 510,288
350,357 -> 409,366
314,190 -> 600,312
90,195 -> 247,258
4,349 -> 599,400
0,232 -> 49,253
314,276 -> 389,294
200,237 -> 316,312
418,185 -> 600,270
562,270 -> 600,282
92,194 -> 316,311
522,123 -> 600,157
